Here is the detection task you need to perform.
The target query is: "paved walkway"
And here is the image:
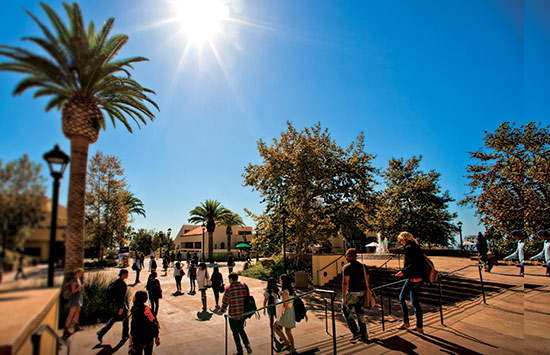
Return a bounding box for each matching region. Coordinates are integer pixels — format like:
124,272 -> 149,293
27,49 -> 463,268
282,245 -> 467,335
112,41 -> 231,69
2,257 -> 549,354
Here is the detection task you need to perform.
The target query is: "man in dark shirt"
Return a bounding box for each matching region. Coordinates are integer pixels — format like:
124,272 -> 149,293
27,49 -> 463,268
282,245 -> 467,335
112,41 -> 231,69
342,248 -> 369,343
97,269 -> 130,343
475,232 -> 491,272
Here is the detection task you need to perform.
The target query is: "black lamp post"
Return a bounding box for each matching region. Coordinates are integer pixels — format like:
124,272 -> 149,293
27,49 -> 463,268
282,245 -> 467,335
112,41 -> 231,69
167,228 -> 172,255
201,223 -> 206,262
457,221 -> 463,250
43,144 -> 70,287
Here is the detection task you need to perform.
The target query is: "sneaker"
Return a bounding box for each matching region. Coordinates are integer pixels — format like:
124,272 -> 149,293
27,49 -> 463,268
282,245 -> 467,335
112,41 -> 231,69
246,345 -> 253,354
360,337 -> 372,344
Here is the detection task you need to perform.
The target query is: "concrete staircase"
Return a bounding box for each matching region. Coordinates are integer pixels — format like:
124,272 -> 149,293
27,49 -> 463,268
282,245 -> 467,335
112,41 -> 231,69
323,267 -> 514,305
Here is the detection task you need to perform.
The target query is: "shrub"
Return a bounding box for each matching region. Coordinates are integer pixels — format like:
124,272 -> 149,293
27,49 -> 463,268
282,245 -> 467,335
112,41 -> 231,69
59,272 -> 129,326
239,254 -> 311,282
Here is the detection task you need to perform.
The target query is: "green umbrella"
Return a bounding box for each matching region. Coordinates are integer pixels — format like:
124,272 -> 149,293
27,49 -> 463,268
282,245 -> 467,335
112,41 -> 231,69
235,243 -> 251,248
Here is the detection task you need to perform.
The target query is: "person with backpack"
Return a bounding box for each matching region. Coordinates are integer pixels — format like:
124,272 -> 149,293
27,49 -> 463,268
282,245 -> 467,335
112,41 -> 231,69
210,266 -> 224,308
262,277 -> 279,329
146,272 -> 162,316
273,274 -> 298,354
341,248 -> 370,343
395,232 -> 426,333
188,261 -> 197,294
217,273 -> 253,355
128,291 -> 160,355
475,232 -> 491,272
97,269 -> 130,343
197,262 -> 210,312
149,256 -> 157,273
63,267 -> 88,338
133,254 -> 143,284
173,262 -> 185,295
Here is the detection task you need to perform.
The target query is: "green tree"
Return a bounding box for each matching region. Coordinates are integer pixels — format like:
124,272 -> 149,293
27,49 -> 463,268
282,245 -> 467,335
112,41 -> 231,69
243,122 -> 378,259
219,211 -> 245,252
124,192 -> 146,221
188,200 -> 231,261
461,122 -> 550,242
0,155 -> 47,250
375,156 -> 457,246
0,2 -> 158,275
129,228 -> 153,255
85,152 -> 129,260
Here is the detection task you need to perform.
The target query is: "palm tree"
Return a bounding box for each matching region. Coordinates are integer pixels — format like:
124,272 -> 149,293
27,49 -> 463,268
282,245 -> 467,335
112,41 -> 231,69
0,3 -> 158,275
124,192 -> 146,221
188,200 -> 231,262
220,212 -> 245,252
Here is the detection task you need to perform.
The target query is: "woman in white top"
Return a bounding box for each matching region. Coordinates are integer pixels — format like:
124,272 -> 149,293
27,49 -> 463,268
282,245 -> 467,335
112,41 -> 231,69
197,262 -> 210,311
173,262 -> 185,294
274,274 -> 296,354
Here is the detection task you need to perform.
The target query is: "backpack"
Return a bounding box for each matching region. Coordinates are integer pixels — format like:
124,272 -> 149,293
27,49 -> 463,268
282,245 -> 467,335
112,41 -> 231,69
106,281 -> 117,303
132,306 -> 159,341
151,259 -> 157,270
62,280 -> 73,300
424,255 -> 438,284
243,284 -> 258,320
293,297 -> 307,322
132,262 -> 138,271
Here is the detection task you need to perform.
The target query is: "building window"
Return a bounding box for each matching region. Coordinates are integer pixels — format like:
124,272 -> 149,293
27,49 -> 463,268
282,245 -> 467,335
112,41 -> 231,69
215,243 -> 218,249
194,242 -> 201,249
185,242 -> 194,249
220,242 -> 225,250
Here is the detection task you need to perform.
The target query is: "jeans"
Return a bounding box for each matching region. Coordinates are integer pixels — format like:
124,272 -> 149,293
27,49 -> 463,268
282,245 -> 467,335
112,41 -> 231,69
189,277 -> 196,292
131,342 -> 153,355
135,269 -> 141,283
399,280 -> 423,328
149,297 -> 159,316
341,291 -> 367,338
175,276 -> 182,292
229,318 -> 250,354
98,307 -> 129,338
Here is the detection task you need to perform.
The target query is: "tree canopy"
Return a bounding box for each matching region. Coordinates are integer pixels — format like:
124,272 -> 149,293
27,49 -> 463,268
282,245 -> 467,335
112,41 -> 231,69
243,122 -> 378,254
461,122 -> 550,237
374,156 -> 458,246
0,155 -> 47,250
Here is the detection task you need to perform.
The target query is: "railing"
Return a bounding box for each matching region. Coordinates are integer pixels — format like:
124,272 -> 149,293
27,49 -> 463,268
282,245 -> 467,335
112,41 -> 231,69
224,288 -> 338,355
315,253 -> 347,286
31,324 -> 70,355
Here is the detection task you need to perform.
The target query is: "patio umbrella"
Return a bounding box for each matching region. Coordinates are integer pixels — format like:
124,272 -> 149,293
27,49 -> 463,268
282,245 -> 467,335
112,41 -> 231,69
235,243 -> 251,248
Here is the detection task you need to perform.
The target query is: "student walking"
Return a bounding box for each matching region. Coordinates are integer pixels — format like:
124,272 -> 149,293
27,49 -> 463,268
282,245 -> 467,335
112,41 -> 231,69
227,255 -> 235,273
475,232 -> 492,272
133,254 -> 143,284
395,232 -> 425,333
210,266 -> 224,308
263,278 -> 280,333
14,254 -> 26,280
145,272 -> 162,316
188,262 -> 197,294
128,291 -> 160,355
217,273 -> 253,355
530,230 -> 550,277
63,268 -> 88,338
174,262 -> 185,295
503,230 -> 526,277
149,256 -> 157,273
341,248 -> 369,343
162,254 -> 169,276
197,262 -> 210,311
97,269 -> 130,343
177,251 -> 182,263
274,274 -> 297,353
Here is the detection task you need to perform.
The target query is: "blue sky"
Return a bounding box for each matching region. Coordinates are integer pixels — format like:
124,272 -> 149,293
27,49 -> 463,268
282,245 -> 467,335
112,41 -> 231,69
0,0 -> 547,242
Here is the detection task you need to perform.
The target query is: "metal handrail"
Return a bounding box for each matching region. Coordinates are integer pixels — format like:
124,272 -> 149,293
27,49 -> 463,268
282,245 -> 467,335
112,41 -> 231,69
374,254 -> 396,271
31,324 -> 69,355
315,253 -> 347,286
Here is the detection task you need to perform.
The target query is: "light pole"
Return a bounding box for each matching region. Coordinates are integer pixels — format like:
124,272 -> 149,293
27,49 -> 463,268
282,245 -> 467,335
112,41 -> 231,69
457,221 -> 463,250
167,228 -> 172,255
43,144 -> 70,287
201,223 -> 206,262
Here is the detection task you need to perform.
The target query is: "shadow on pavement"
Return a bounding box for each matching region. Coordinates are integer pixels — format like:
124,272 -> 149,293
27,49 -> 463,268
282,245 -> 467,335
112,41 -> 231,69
92,338 -> 127,354
374,335 -> 419,354
410,331 -> 487,355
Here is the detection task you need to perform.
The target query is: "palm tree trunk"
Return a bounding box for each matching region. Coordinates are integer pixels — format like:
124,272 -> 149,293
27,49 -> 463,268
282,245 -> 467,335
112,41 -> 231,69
64,136 -> 90,276
227,233 -> 231,252
208,231 -> 214,262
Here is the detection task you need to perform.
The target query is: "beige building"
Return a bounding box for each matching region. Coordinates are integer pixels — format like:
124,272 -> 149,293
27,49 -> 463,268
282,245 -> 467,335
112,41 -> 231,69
173,224 -> 253,257
23,200 -> 66,262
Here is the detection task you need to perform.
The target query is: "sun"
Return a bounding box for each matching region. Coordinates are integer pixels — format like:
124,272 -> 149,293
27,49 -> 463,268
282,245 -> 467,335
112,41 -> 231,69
173,0 -> 230,46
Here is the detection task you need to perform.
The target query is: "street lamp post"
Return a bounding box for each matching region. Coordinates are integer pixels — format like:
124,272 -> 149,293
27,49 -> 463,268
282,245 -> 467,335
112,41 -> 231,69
201,223 -> 206,262
167,228 -> 172,255
457,221 -> 463,250
43,144 -> 70,287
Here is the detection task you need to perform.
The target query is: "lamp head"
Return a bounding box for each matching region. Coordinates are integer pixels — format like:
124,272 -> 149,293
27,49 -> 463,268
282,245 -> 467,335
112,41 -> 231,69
43,144 -> 70,177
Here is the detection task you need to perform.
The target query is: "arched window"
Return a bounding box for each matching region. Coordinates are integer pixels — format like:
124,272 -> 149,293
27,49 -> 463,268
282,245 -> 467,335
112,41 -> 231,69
220,242 -> 225,250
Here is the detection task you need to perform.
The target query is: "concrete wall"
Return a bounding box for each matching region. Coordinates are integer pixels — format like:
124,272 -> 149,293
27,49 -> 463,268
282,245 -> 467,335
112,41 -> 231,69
312,254 -> 347,286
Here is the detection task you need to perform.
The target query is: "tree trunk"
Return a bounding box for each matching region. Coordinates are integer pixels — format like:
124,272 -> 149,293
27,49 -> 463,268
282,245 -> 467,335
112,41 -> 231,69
208,231 -> 214,262
227,233 -> 232,252
64,136 -> 90,276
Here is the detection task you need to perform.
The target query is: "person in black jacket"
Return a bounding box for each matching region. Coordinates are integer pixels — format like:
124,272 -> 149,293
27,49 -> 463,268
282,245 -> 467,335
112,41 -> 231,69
395,232 -> 426,333
128,291 -> 160,355
146,272 -> 162,316
97,269 -> 130,343
475,232 -> 491,272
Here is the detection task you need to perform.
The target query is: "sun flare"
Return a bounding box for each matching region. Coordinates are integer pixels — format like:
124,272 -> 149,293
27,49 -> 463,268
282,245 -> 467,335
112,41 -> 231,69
173,0 -> 229,46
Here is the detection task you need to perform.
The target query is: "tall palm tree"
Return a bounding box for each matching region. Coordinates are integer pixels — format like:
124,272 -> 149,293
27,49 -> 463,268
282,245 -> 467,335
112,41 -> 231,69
124,192 -> 146,221
0,3 -> 158,275
220,212 -> 245,252
188,200 -> 231,262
